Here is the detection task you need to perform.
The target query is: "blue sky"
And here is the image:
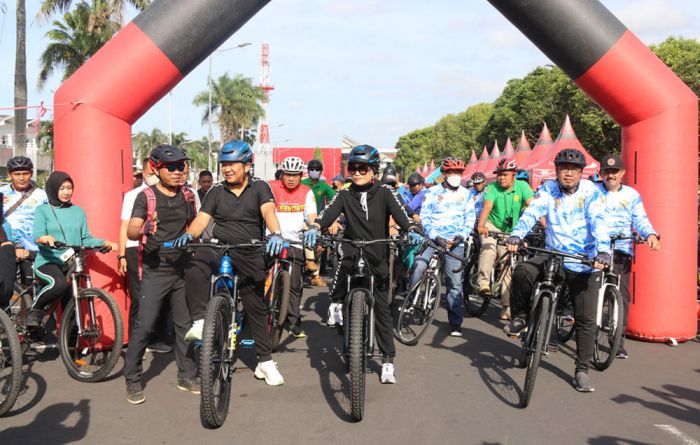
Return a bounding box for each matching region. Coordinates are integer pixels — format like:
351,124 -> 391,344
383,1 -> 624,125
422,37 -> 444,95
1,0 -> 699,149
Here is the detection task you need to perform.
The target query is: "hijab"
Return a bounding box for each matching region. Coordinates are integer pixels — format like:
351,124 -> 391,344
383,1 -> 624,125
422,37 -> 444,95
45,171 -> 74,207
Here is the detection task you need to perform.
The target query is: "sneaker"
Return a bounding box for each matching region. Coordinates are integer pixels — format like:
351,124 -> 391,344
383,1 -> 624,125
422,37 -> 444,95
503,317 -> 527,337
145,342 -> 172,354
254,360 -> 285,386
616,346 -> 628,359
25,308 -> 44,327
449,325 -> 463,337
573,371 -> 595,392
499,306 -> 511,321
305,260 -> 319,272
380,363 -> 396,384
310,275 -> 327,287
562,314 -> 575,323
289,325 -> 307,338
126,382 -> 145,404
326,302 -> 343,327
177,377 -> 201,394
184,319 -> 204,342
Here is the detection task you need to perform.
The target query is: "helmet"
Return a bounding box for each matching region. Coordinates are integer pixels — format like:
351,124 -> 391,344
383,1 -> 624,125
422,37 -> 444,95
307,159 -> 323,171
280,156 -> 305,174
219,140 -> 253,164
495,157 -> 518,172
381,171 -> 398,185
515,170 -> 530,182
7,156 -> 33,172
383,164 -> 397,177
554,148 -> 586,168
150,145 -> 190,165
348,144 -> 380,170
440,157 -> 466,171
407,172 -> 424,186
470,171 -> 486,184
466,179 -> 474,188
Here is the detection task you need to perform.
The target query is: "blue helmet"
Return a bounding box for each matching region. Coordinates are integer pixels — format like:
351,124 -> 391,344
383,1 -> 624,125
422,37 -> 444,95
219,140 -> 253,164
515,170 -> 530,182
348,144 -> 380,170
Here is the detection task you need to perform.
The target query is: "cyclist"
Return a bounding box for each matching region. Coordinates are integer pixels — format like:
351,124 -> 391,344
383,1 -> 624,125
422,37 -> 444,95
175,140 -> 286,386
123,145 -> 199,404
469,171 -> 487,223
1,156 -> 48,284
409,157 -> 476,337
302,159 -> 335,286
504,148 -> 611,393
197,170 -> 214,202
307,144 -> 420,384
515,170 -> 531,186
29,171 -> 117,326
476,158 -> 534,320
268,156 -> 318,338
401,172 -> 428,217
596,154 -> 660,359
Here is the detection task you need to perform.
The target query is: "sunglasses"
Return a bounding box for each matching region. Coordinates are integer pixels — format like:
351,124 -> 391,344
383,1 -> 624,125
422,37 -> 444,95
308,167 -> 322,172
160,162 -> 186,172
347,164 -> 370,175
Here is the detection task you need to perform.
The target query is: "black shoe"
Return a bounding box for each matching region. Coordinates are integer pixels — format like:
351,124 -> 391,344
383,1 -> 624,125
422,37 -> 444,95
503,317 -> 527,337
449,325 -> 463,337
573,371 -> 595,393
177,377 -> 201,394
25,308 -> 44,327
126,382 -> 145,405
616,346 -> 629,359
145,342 -> 172,354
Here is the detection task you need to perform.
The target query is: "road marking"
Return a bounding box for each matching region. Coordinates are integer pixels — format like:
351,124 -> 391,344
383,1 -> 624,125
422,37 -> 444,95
654,424 -> 699,445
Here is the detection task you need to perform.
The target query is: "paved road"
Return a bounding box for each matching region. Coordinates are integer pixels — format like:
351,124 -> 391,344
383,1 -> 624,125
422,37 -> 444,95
2,285 -> 699,445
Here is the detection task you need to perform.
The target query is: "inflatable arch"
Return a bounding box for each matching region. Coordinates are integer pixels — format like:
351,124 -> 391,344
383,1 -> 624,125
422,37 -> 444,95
54,0 -> 697,342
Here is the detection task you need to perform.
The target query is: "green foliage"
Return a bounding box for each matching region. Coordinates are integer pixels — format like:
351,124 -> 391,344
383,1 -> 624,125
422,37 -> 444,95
39,119 -> 54,155
37,0 -> 150,27
313,147 -> 323,161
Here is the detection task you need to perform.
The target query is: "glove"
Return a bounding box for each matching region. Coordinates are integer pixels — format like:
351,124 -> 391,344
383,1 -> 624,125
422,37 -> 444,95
434,237 -> 448,248
408,231 -> 423,246
303,228 -> 318,249
506,235 -> 522,247
594,252 -> 611,267
266,234 -> 284,256
172,233 -> 193,249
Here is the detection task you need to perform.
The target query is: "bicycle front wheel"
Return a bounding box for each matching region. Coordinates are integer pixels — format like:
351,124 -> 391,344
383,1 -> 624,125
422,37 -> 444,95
0,310 -> 22,417
464,261 -> 489,317
59,288 -> 124,383
268,270 -> 290,350
395,274 -> 440,345
521,295 -> 550,408
593,286 -> 624,371
348,290 -> 367,422
200,294 -> 233,429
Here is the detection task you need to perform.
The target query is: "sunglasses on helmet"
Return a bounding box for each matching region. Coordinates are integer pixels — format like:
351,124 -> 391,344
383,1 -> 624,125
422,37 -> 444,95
347,164 -> 370,175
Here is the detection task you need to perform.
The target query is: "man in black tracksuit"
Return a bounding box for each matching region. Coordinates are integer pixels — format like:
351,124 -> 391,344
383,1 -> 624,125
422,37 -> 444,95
309,144 -> 418,384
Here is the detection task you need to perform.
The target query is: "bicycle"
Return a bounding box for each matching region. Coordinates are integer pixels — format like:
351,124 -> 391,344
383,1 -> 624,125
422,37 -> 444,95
263,241 -> 292,349
5,243 -> 123,383
0,306 -> 22,417
464,230 -> 514,317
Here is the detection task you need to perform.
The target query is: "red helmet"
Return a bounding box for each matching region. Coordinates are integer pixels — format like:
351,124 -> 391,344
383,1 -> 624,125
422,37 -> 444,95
441,157 -> 466,172
495,157 -> 518,173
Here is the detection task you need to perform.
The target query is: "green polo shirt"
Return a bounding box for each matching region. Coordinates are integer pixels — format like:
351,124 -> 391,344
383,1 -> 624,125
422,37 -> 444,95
301,178 -> 336,212
483,180 -> 534,232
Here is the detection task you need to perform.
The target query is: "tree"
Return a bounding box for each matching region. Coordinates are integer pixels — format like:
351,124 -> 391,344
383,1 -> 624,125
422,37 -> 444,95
37,0 -> 150,29
39,119 -> 55,155
14,0 -> 27,156
192,73 -> 266,144
313,147 -> 323,161
132,128 -> 166,162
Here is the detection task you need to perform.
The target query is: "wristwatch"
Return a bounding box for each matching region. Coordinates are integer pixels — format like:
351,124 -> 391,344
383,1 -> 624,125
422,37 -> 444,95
117,255 -> 126,261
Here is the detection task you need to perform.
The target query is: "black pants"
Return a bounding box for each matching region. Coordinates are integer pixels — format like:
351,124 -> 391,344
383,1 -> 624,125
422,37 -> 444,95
185,248 -> 273,362
0,244 -> 16,307
123,259 -> 196,384
285,246 -> 305,328
125,247 -> 170,345
613,252 -> 632,348
34,263 -> 70,309
511,255 -> 601,373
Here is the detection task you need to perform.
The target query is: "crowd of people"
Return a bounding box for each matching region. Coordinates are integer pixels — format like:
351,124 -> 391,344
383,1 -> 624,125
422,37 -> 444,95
0,139 -> 660,404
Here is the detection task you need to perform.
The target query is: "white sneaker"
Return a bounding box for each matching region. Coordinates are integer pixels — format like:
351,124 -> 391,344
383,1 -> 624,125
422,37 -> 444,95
184,319 -> 204,342
381,363 -> 396,384
254,360 -> 285,386
327,302 -> 343,327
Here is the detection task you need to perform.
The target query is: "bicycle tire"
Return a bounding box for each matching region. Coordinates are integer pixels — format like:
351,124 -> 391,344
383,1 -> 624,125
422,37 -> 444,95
521,295 -> 550,408
395,273 -> 440,345
387,250 -> 396,305
592,286 -> 624,371
464,261 -> 490,317
269,270 -> 290,350
348,289 -> 367,422
0,309 -> 22,417
200,294 -> 233,429
59,288 -> 123,383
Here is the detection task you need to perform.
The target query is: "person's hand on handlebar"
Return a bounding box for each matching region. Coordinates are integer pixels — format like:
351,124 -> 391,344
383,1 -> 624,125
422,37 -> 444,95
505,235 -> 521,253
171,233 -> 193,249
103,241 -> 119,252
37,235 -> 57,247
477,226 -> 489,237
266,233 -> 285,256
593,252 -> 611,270
407,231 -> 423,246
329,221 -> 342,235
303,227 -> 319,248
646,234 -> 660,251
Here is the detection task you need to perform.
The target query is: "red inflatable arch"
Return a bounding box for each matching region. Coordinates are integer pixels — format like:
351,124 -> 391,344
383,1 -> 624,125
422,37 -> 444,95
54,0 -> 697,342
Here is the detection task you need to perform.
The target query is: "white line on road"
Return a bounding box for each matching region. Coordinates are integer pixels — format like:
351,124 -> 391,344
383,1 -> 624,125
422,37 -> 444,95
654,424 -> 699,445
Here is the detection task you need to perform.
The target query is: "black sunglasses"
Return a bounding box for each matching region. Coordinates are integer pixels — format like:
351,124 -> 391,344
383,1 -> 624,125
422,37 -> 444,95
162,162 -> 186,172
308,167 -> 322,172
347,164 -> 370,175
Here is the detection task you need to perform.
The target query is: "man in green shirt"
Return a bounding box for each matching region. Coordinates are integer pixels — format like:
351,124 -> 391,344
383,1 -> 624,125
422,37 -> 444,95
476,158 -> 534,320
301,159 -> 336,286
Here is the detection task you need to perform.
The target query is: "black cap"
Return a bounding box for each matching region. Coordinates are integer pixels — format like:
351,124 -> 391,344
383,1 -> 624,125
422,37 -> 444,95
600,154 -> 624,170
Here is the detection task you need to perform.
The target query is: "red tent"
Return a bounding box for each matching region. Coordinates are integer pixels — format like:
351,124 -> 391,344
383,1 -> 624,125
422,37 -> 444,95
472,145 -> 490,178
527,114 -> 600,188
485,140 -> 502,179
463,149 -> 478,178
513,130 -> 532,168
522,122 -> 553,170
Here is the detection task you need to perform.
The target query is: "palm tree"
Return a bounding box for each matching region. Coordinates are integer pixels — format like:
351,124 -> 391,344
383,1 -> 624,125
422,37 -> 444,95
37,0 -> 150,29
193,73 -> 266,144
132,128 -> 166,162
14,0 -> 27,155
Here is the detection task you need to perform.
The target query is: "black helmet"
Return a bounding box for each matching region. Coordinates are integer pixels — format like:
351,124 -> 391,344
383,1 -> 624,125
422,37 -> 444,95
150,144 -> 190,164
407,172 -> 424,186
383,164 -> 397,176
307,159 -> 323,171
348,144 -> 380,170
554,148 -> 586,168
470,171 -> 486,184
7,156 -> 33,172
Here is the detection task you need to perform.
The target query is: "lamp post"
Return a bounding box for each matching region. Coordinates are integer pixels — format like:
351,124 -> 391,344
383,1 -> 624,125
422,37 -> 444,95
207,42 -> 252,174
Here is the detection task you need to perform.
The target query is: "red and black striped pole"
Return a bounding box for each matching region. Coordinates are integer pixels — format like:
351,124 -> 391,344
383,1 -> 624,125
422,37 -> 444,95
490,0 -> 698,342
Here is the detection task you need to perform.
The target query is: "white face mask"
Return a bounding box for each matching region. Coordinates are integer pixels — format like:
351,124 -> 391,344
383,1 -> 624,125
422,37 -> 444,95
308,170 -> 321,180
445,175 -> 461,188
144,174 -> 159,186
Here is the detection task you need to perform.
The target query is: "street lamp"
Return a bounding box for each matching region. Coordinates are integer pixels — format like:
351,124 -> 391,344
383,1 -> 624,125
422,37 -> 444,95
208,42 -> 252,175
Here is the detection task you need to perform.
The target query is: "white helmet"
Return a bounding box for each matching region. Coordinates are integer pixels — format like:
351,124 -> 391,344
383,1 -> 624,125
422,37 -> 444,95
280,156 -> 305,174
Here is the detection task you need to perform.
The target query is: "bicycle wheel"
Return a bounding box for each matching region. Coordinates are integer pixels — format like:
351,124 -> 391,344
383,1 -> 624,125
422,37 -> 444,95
593,286 -> 624,371
395,273 -> 440,345
59,288 -> 124,383
348,290 -> 367,422
0,310 -> 22,417
200,294 -> 233,429
521,295 -> 550,408
268,270 -> 290,350
464,261 -> 489,317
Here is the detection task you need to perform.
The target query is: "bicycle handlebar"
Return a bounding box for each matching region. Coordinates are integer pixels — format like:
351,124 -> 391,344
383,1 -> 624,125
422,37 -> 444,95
51,241 -> 111,254
320,236 -> 403,248
165,239 -> 262,250
520,245 -> 595,266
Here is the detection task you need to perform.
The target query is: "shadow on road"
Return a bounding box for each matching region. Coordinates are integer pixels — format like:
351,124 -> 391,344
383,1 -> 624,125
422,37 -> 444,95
587,436 -> 655,445
5,362 -> 47,417
612,383 -> 700,427
0,399 -> 90,444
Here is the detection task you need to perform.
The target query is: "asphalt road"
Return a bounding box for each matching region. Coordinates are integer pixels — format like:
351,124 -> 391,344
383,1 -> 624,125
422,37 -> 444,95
1,284 -> 699,445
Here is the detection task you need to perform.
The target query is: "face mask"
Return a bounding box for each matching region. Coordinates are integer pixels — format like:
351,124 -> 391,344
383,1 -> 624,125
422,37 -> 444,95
308,170 -> 321,180
145,174 -> 159,186
446,175 -> 461,188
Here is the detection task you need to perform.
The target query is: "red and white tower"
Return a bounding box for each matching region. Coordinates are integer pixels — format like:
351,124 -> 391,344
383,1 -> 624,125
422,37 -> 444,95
256,43 -> 275,179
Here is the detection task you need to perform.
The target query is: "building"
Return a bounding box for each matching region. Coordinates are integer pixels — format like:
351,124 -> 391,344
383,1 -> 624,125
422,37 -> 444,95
0,115 -> 52,176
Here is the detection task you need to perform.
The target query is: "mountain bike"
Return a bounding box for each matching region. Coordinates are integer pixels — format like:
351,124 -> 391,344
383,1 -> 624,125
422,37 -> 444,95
0,307 -> 21,416
264,241 -> 291,350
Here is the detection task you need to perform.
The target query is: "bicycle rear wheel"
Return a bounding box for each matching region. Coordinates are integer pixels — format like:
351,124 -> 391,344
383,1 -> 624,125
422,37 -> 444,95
268,270 -> 290,350
395,274 -> 440,345
521,295 -> 550,408
0,310 -> 22,417
59,288 -> 123,383
593,286 -> 624,371
348,290 -> 367,422
200,294 -> 233,429
464,261 -> 489,317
